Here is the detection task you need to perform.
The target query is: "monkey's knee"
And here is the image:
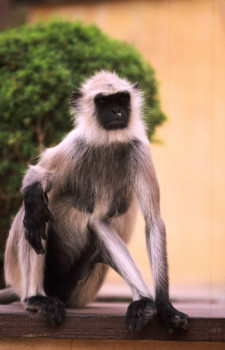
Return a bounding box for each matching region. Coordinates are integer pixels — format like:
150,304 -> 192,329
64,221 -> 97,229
24,295 -> 65,325
126,298 -> 157,331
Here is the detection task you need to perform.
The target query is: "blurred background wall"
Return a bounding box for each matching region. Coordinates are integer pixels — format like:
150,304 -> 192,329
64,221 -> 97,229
2,0 -> 225,298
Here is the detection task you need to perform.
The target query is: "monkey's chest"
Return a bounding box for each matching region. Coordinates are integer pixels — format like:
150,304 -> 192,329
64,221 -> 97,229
72,163 -> 133,217
69,141 -> 138,218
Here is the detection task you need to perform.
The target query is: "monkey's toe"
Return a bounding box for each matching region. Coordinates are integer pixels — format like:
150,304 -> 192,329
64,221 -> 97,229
126,298 -> 157,331
156,301 -> 189,332
24,295 -> 65,325
169,314 -> 189,332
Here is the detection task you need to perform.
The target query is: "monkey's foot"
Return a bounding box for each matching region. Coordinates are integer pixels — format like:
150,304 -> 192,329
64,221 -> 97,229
156,301 -> 189,332
24,295 -> 65,325
126,298 -> 157,331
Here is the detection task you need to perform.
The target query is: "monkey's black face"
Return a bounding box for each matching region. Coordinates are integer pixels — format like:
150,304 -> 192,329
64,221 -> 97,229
94,91 -> 131,130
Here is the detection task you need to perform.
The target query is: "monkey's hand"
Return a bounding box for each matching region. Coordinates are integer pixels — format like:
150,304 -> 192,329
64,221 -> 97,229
24,296 -> 65,325
156,300 -> 189,332
23,182 -> 53,255
126,298 -> 157,331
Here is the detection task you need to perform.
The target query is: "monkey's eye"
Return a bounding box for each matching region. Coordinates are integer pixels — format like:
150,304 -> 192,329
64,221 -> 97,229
94,94 -> 106,106
119,96 -> 129,104
118,92 -> 130,105
98,98 -> 106,105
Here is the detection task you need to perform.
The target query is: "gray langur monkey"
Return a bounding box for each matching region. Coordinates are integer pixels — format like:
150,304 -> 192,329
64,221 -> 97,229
2,71 -> 188,331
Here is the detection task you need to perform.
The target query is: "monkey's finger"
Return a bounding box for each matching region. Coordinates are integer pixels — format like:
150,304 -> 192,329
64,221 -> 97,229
47,310 -> 58,326
42,298 -> 65,325
34,243 -> 45,255
135,316 -> 146,331
24,228 -> 37,247
54,300 -> 65,324
24,225 -> 46,254
40,231 -> 47,240
24,228 -> 31,242
180,318 -> 189,330
39,308 -> 57,326
31,230 -> 45,255
39,224 -> 47,240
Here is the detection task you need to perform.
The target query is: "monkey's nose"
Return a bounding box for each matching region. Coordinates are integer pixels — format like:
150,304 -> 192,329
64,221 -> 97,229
112,109 -> 121,118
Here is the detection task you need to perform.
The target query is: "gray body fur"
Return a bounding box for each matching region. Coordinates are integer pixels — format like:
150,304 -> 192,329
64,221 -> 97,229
3,71 -> 188,331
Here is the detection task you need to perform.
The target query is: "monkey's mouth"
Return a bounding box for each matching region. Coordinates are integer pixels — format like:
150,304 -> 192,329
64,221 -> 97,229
107,120 -> 127,129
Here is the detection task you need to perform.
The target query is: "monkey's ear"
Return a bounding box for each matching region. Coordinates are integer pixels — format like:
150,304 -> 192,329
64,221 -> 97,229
70,90 -> 82,107
133,82 -> 139,89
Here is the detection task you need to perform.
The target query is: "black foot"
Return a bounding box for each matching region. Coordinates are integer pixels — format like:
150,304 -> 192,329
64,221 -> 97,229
24,295 -> 65,325
156,300 -> 189,332
126,298 -> 157,331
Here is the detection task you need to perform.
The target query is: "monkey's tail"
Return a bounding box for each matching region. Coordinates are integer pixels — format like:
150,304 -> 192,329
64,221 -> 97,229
0,287 -> 19,304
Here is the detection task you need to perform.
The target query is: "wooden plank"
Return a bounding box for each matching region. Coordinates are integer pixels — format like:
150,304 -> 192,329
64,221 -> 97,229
0,301 -> 224,342
0,339 -> 225,350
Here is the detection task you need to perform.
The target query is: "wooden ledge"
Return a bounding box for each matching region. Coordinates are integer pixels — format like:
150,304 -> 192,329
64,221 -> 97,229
0,300 -> 224,342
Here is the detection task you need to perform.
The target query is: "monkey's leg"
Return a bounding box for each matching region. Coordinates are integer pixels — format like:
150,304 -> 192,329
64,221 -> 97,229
17,185 -> 65,326
135,153 -> 188,332
18,238 -> 65,326
61,264 -> 109,308
19,181 -> 65,324
44,225 -> 106,307
147,217 -> 188,332
91,220 -> 157,331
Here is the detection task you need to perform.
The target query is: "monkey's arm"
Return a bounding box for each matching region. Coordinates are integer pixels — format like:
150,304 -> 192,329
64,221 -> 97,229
22,181 -> 53,254
91,220 -> 157,330
21,147 -> 60,254
134,144 -> 188,331
91,220 -> 151,300
13,145 -> 67,324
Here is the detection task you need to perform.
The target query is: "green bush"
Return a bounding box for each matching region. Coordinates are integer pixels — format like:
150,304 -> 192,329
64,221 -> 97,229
0,19 -> 166,246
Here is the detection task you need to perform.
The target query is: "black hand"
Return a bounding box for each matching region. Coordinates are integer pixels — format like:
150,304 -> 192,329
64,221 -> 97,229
23,182 -> 53,254
156,300 -> 189,332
